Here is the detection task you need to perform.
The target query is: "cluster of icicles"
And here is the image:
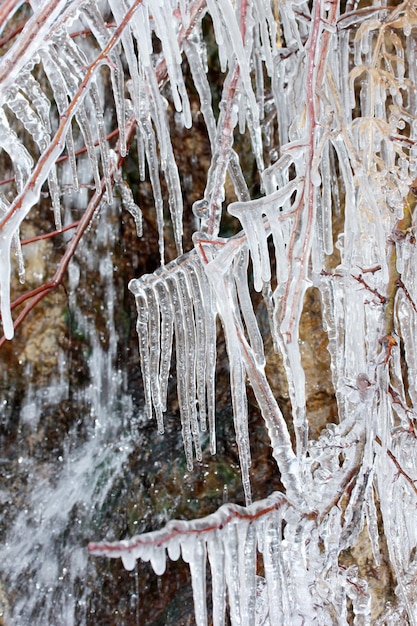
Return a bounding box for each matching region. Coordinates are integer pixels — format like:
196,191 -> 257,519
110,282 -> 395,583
89,489 -> 372,625
2,0 -> 417,622
91,0 -> 417,621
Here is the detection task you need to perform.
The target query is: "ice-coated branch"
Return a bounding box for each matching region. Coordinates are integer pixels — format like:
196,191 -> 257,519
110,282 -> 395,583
0,0 -> 207,341
0,0 -> 144,340
88,491 -> 291,560
195,233 -> 302,504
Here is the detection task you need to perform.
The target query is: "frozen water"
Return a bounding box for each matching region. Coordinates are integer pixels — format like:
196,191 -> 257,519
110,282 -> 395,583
3,0 -> 417,623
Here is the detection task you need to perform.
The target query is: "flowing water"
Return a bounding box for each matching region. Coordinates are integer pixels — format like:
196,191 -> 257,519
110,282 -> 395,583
0,197 -> 247,625
0,201 -> 143,624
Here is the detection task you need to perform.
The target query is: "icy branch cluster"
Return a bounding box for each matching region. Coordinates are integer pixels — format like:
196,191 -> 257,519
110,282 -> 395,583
3,0 -> 417,622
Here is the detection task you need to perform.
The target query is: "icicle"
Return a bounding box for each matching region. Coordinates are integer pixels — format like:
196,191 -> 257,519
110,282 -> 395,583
88,79 -> 113,202
5,84 -> 50,150
262,513 -> 286,626
130,287 -> 153,421
175,269 -> 202,463
237,521 -> 257,624
223,522 -> 243,625
252,0 -> 276,77
166,273 -> 193,462
150,0 -> 191,125
0,231 -> 14,339
187,262 -> 209,432
0,108 -> 33,192
207,0 -> 263,168
0,0 -> 80,89
133,83 -> 165,262
81,2 -> 127,156
136,65 -> 183,253
183,36 -> 216,146
228,178 -> 302,291
146,287 -> 164,434
228,202 -> 269,292
54,34 -> 111,198
364,486 -> 381,567
234,246 -> 265,366
231,352 -> 252,506
207,530 -> 226,626
190,259 -> 217,452
150,545 -> 167,576
154,280 -> 173,414
108,0 -> 141,121
131,4 -> 153,69
3,79 -> 64,228
121,550 -> 136,572
15,68 -> 51,133
116,176 -> 143,238
182,537 -> 208,626
199,235 -> 300,501
164,151 -> 184,255
319,140 -> 333,255
136,127 -> 145,182
42,48 -> 102,192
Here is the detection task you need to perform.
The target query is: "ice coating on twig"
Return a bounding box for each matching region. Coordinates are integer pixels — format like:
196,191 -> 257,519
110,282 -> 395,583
3,0 -> 417,622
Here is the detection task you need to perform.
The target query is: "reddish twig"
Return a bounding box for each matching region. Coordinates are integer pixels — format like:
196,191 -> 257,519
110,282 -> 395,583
281,0 -> 338,342
0,0 -> 143,232
396,278 -> 417,314
352,274 -> 387,304
375,435 -> 417,496
89,491 -> 291,557
0,129 -> 121,188
20,221 -> 80,245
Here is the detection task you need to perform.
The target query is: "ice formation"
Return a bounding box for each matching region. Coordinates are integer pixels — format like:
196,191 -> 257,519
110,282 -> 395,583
2,0 -> 417,623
